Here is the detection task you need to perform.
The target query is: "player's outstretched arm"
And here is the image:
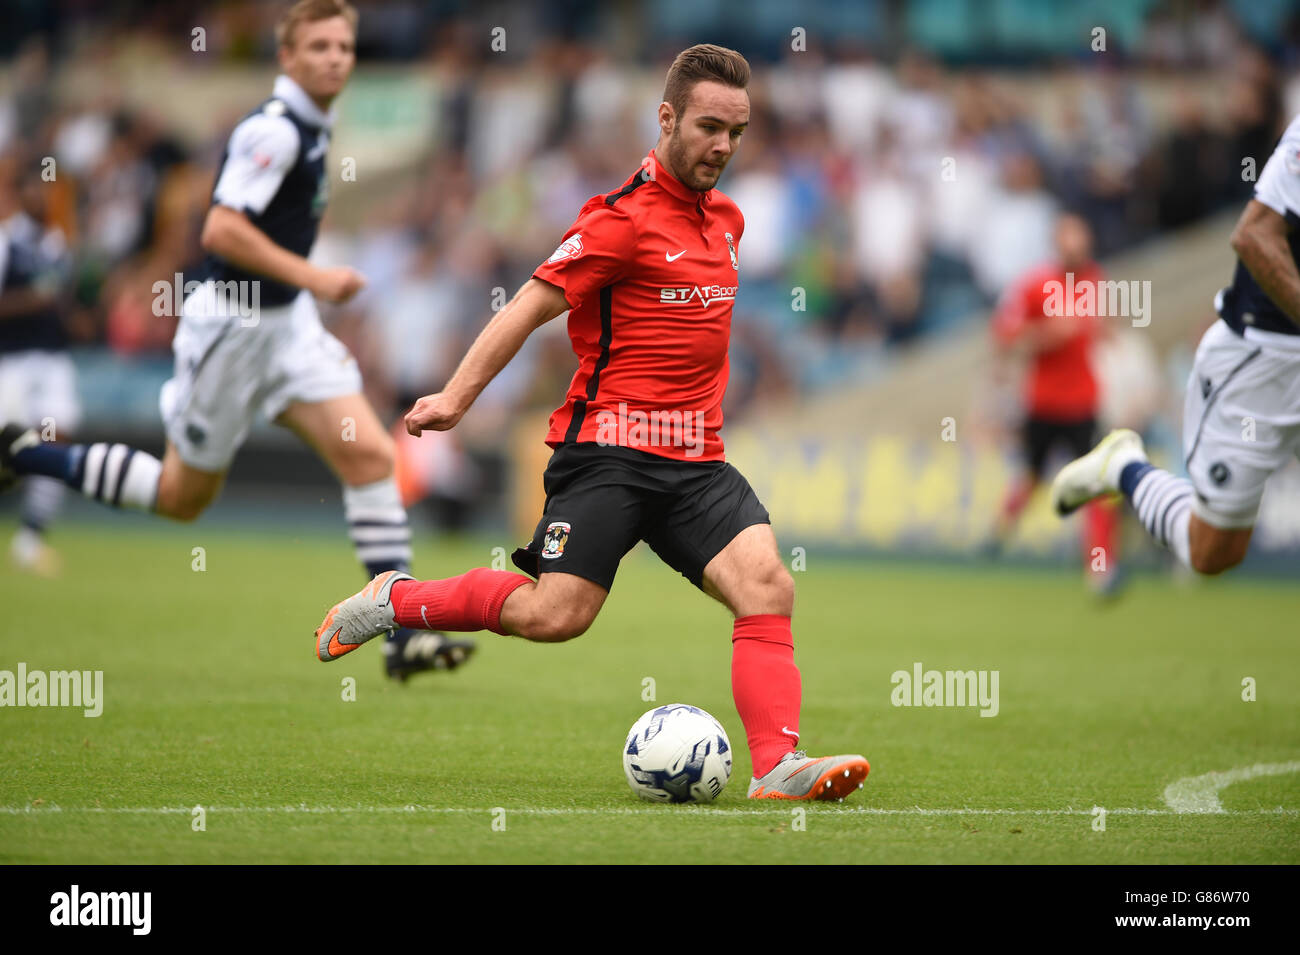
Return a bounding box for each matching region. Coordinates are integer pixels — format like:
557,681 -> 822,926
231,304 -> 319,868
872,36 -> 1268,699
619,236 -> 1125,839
199,205 -> 365,304
991,279 -> 1066,353
1230,199 -> 1300,326
404,278 -> 570,436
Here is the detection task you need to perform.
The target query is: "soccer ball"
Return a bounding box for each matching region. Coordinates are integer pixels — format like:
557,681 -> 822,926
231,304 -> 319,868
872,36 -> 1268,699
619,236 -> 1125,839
622,703 -> 733,803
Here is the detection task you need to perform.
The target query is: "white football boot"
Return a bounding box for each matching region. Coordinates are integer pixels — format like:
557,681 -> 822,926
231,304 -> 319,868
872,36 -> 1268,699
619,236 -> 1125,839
1050,428 -> 1146,517
0,424 -> 40,492
10,526 -> 61,577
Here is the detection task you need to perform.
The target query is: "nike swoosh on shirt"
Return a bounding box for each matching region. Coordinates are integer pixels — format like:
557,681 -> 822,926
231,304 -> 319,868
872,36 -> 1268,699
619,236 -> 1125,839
665,250 -> 687,262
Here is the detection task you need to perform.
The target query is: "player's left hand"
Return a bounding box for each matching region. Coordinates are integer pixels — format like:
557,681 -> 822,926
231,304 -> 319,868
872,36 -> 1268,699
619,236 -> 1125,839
404,392 -> 465,435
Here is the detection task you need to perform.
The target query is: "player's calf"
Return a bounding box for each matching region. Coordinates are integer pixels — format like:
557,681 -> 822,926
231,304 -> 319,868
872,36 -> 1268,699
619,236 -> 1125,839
153,447 -> 225,521
336,437 -> 395,487
496,573 -> 606,642
1188,516 -> 1252,575
504,598 -> 598,642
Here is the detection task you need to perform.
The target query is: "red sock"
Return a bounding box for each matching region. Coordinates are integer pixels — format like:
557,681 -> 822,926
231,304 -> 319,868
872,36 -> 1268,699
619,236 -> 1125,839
1083,498 -> 1118,568
391,569 -> 531,636
731,614 -> 801,779
999,476 -> 1034,525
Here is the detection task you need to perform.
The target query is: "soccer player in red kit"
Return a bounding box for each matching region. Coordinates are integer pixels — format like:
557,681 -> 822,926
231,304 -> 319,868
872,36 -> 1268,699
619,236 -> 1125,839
989,213 -> 1119,591
310,45 -> 869,800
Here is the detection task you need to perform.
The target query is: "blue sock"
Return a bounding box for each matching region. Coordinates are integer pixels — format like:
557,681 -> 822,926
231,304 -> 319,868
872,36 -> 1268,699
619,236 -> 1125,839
363,557 -> 410,578
15,441 -> 160,511
1118,460 -> 1154,500
12,442 -> 85,484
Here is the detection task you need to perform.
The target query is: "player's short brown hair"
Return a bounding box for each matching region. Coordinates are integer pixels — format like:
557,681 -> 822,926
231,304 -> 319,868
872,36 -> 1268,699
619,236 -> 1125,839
276,0 -> 358,49
662,44 -> 750,119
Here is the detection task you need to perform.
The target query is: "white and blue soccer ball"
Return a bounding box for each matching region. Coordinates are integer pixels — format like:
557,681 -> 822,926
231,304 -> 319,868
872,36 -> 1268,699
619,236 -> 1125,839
623,703 -> 733,803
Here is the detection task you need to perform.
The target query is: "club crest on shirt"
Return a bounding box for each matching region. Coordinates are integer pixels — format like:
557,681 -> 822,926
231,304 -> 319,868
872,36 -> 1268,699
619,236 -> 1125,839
542,521 -> 571,559
724,231 -> 738,270
548,234 -> 583,263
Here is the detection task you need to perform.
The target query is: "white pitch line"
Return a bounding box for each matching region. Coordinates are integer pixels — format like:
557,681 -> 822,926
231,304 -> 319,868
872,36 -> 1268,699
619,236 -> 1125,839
1163,760 -> 1300,814
1,805 -> 1296,817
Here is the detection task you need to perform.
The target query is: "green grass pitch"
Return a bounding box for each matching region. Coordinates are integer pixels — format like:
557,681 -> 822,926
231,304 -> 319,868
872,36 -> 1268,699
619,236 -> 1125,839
1,520 -> 1297,863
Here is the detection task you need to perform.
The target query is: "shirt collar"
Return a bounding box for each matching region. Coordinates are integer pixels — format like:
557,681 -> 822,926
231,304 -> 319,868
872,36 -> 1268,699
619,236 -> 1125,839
646,149 -> 707,207
273,74 -> 334,130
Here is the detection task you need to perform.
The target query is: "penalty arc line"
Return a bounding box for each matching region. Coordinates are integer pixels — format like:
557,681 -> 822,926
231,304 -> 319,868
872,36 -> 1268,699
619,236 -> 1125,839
1163,760 -> 1300,814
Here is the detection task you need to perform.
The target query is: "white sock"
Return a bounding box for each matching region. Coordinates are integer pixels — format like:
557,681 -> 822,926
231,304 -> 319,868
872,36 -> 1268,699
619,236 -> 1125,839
343,476 -> 412,577
21,474 -> 65,531
78,443 -> 161,511
1129,465 -> 1193,569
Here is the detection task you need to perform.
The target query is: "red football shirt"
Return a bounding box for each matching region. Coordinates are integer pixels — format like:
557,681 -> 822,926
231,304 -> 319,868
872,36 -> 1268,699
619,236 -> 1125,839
992,261 -> 1102,421
532,149 -> 743,462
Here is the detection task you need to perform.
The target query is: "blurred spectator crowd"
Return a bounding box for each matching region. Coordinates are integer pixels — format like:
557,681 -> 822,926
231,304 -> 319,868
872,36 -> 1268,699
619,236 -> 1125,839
0,0 -> 1296,437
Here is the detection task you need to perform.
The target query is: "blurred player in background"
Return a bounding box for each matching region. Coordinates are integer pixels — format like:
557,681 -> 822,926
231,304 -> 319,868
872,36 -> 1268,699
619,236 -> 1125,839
1054,116 -> 1300,576
0,157 -> 76,576
0,0 -> 473,679
312,44 -> 870,801
989,213 -> 1121,593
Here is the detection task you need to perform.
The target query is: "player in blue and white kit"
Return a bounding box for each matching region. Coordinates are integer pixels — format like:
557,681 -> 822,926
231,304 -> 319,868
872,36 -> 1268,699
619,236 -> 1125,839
0,0 -> 472,678
0,159 -> 77,576
1052,114 -> 1300,575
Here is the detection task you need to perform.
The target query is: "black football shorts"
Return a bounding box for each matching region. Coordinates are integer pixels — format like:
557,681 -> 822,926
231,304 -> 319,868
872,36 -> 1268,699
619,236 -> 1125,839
511,442 -> 771,593
1023,415 -> 1097,479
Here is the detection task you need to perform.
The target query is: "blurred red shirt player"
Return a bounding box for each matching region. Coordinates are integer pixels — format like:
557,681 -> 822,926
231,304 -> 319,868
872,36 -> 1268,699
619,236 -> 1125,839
990,213 -> 1120,591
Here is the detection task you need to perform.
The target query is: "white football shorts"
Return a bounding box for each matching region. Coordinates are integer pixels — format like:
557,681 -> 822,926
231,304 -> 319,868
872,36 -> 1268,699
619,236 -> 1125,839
0,349 -> 82,435
159,281 -> 362,472
1182,318 -> 1300,528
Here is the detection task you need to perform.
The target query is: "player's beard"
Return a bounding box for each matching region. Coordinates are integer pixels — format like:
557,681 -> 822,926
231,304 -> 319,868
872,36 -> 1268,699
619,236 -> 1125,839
666,128 -> 723,193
